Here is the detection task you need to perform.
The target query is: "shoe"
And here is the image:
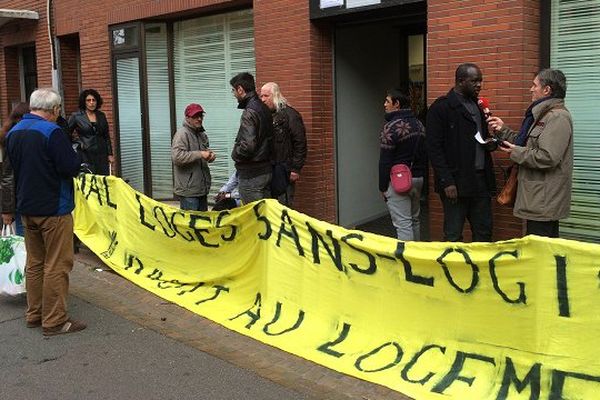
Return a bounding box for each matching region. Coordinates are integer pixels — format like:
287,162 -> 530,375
43,319 -> 87,336
26,319 -> 41,328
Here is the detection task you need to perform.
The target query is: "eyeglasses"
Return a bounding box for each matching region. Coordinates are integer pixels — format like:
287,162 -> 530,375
190,114 -> 204,119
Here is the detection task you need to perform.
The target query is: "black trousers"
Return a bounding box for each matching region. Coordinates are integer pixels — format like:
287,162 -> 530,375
440,173 -> 492,242
526,220 -> 559,238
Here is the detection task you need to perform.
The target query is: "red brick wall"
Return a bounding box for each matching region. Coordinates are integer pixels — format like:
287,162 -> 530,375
0,1 -> 48,120
254,2 -> 335,222
1,47 -> 21,116
59,35 -> 80,116
427,0 -> 541,241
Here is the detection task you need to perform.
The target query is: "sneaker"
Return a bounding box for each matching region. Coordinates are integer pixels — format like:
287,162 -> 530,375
43,319 -> 87,336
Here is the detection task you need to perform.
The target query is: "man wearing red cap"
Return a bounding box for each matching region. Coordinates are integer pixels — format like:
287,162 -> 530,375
171,103 -> 216,211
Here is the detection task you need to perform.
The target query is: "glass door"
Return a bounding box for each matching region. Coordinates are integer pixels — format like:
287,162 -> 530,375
19,45 -> 38,102
145,23 -> 172,199
114,55 -> 145,192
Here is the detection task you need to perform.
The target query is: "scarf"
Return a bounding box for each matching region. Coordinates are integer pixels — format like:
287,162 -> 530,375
515,96 -> 551,146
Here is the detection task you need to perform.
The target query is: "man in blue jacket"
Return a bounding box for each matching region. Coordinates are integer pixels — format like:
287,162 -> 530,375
6,88 -> 85,336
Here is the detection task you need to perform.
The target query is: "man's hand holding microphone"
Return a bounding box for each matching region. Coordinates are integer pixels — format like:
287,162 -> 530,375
479,97 -> 513,153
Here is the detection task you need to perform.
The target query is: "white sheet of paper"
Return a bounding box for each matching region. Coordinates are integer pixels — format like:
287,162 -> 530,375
474,131 -> 486,144
320,0 -> 343,8
346,0 -> 381,8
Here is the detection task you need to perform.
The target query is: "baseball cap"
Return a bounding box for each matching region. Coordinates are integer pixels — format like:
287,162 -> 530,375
184,103 -> 204,118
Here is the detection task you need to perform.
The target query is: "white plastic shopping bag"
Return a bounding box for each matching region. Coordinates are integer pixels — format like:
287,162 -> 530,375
0,224 -> 26,295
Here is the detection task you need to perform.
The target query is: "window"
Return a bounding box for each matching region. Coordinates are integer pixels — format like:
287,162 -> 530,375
111,26 -> 139,49
552,0 -> 600,242
173,10 -> 255,198
145,23 -> 172,199
20,46 -> 37,101
110,10 -> 255,200
115,57 -> 144,192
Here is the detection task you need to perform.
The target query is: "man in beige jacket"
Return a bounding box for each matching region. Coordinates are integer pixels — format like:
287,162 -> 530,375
171,103 -> 216,211
488,69 -> 573,238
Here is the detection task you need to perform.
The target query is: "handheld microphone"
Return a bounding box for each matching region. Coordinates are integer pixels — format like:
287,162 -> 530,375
478,97 -> 492,118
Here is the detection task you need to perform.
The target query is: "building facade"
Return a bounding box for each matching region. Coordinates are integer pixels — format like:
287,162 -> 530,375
1,0 -> 598,242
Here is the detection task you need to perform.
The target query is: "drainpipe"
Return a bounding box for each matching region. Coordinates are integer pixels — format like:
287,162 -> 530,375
47,0 -> 62,93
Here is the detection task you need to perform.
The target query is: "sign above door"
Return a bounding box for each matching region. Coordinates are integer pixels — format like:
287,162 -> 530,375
310,0 -> 423,20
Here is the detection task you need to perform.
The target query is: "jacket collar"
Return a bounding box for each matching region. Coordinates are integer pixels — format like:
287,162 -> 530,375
385,109 -> 413,122
22,113 -> 46,121
237,91 -> 258,109
183,120 -> 205,134
77,108 -> 98,116
76,109 -> 101,126
446,88 -> 466,108
532,97 -> 564,119
447,88 -> 479,108
446,88 -> 482,124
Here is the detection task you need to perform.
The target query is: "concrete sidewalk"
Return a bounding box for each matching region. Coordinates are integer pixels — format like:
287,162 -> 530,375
71,248 -> 412,400
0,292 -> 311,400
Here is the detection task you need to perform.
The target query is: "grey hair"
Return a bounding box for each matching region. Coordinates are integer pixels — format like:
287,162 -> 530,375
29,88 -> 62,111
262,82 -> 288,112
536,68 -> 567,99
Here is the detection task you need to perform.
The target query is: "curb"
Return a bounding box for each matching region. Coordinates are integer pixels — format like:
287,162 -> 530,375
71,249 -> 412,400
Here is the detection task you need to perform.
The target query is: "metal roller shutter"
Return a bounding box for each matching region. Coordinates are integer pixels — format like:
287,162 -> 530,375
173,10 -> 255,199
552,0 -> 600,243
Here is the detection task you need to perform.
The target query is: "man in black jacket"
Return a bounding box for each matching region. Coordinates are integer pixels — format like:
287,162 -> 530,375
260,82 -> 307,206
230,72 -> 273,204
426,63 -> 496,242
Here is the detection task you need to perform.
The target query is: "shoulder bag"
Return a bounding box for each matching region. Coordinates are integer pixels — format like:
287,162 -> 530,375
390,135 -> 421,194
497,164 -> 518,206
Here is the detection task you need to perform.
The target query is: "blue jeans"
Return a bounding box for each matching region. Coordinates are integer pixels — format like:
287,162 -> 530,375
179,196 -> 208,212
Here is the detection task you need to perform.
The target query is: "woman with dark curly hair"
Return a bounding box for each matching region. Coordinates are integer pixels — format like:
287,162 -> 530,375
67,89 -> 114,174
0,102 -> 30,235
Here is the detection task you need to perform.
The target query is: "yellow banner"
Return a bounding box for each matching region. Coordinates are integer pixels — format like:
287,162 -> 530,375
74,175 -> 600,399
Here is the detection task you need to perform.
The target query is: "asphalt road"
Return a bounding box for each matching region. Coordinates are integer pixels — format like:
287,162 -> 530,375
0,293 -> 312,400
